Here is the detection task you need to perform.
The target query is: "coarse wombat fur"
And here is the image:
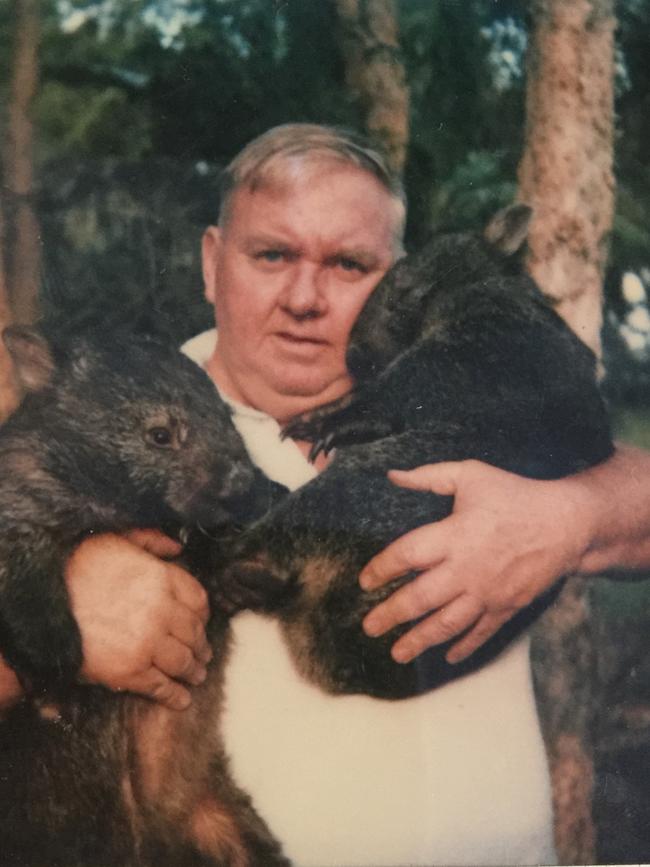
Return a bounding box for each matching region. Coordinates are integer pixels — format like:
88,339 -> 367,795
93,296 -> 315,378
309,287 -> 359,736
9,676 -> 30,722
0,328 -> 288,866
219,205 -> 614,700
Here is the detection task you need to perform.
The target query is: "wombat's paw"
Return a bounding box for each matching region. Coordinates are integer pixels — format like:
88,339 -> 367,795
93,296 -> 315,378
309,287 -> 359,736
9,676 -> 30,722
215,553 -> 293,615
284,398 -> 392,461
281,393 -> 353,443
311,416 -> 394,461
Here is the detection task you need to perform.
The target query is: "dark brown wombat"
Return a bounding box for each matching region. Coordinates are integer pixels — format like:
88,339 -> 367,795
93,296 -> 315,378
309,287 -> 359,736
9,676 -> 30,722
219,206 -> 614,699
0,327 -> 288,866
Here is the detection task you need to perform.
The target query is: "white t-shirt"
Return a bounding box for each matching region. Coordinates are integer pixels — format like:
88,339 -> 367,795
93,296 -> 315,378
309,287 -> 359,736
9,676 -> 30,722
183,330 -> 556,867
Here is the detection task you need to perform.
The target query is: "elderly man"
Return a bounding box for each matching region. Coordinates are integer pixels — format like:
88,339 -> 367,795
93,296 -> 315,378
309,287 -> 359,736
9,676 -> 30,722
2,124 -> 650,865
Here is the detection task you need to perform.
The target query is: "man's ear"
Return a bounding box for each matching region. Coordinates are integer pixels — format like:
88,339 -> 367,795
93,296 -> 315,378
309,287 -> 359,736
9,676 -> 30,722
202,225 -> 223,305
3,325 -> 56,392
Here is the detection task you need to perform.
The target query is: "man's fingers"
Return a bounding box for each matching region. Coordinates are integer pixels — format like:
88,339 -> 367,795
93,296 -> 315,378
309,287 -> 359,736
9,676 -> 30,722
168,606 -> 213,665
389,595 -> 485,664
360,523 -> 447,589
445,612 -> 508,664
152,636 -> 208,686
128,669 -> 192,711
363,567 -> 461,636
123,529 -> 183,559
168,564 -> 210,624
387,462 -> 465,496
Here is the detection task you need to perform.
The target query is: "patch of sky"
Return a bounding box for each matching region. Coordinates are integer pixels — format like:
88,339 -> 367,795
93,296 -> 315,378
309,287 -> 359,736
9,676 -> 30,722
480,17 -> 527,93
619,271 -> 650,358
57,0 -> 120,39
141,0 -> 203,49
57,0 -> 203,48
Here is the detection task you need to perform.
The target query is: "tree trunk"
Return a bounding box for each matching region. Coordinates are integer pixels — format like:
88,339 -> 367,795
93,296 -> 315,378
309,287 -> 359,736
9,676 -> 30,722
4,0 -> 41,325
519,3 -> 616,863
518,0 -> 615,357
334,0 -> 410,175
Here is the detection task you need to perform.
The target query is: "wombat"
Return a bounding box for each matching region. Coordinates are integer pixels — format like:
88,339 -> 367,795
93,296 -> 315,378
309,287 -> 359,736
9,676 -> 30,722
0,327 -> 288,866
219,205 -> 614,700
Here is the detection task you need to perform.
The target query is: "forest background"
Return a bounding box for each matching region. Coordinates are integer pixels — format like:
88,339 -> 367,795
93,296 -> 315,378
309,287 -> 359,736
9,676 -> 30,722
1,0 -> 650,861
2,0 -> 650,408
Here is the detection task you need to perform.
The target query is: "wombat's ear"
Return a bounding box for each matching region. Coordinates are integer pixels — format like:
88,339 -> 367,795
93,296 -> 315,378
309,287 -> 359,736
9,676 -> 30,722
3,326 -> 56,392
484,204 -> 533,255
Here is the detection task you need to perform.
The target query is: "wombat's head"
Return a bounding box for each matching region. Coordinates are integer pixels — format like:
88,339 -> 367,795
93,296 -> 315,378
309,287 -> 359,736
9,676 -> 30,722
347,204 -> 533,380
3,327 -> 255,528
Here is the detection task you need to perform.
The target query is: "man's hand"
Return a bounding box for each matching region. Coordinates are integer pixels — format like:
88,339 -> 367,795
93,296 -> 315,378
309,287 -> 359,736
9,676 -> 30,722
359,461 -> 590,665
66,531 -> 212,710
0,654 -> 23,713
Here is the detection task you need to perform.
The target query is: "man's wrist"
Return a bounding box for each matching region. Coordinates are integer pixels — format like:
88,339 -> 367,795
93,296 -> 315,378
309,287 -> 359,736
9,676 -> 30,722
543,472 -> 604,577
550,446 -> 647,576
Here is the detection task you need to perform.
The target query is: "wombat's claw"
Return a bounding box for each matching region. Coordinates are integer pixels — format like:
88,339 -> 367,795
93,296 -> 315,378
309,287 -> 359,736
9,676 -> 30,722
308,431 -> 336,463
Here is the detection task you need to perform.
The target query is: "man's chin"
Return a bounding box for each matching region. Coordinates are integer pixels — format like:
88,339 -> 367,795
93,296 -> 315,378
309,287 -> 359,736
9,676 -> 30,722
273,375 -> 350,402
268,374 -> 353,420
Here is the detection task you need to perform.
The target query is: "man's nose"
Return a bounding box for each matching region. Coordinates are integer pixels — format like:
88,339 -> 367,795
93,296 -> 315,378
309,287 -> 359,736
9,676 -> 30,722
280,263 -> 326,318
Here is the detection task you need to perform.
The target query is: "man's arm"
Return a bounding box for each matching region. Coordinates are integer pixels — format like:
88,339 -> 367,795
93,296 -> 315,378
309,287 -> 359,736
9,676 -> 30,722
0,531 -> 212,712
360,445 -> 650,664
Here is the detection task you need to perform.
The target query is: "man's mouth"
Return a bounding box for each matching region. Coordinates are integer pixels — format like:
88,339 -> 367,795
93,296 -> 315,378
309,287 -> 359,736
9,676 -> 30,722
275,331 -> 328,346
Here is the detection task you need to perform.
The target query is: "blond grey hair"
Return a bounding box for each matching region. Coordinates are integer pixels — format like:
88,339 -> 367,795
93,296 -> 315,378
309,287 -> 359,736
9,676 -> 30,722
218,123 -> 406,250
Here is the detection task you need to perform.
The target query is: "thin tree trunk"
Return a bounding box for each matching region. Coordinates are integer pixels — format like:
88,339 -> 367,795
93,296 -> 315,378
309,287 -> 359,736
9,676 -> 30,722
518,0 -> 615,357
5,0 -> 41,325
334,0 -> 410,175
0,194 -> 18,421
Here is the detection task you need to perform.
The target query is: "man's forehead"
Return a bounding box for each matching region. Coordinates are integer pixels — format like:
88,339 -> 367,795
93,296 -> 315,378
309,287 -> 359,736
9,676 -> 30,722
227,170 -> 398,253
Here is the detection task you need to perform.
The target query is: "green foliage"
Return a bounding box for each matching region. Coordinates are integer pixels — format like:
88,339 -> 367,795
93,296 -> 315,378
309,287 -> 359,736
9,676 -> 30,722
427,150 -> 518,232
38,0 -> 358,163
36,82 -> 152,158
400,0 -> 526,242
37,157 -> 220,342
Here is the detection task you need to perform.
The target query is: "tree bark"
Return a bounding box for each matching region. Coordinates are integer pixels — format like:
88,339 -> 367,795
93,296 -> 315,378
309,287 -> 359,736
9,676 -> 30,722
334,0 -> 410,175
519,3 -> 616,863
5,0 -> 41,325
518,0 -> 615,357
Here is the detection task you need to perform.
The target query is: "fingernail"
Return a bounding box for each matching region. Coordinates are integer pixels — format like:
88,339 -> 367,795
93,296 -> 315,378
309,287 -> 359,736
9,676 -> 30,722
359,570 -> 374,590
392,644 -> 413,664
175,693 -> 191,711
446,650 -> 464,665
193,667 -> 207,685
363,614 -> 381,636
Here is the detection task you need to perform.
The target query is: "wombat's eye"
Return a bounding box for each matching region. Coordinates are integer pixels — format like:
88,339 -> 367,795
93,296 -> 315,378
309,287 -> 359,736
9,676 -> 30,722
147,426 -> 173,447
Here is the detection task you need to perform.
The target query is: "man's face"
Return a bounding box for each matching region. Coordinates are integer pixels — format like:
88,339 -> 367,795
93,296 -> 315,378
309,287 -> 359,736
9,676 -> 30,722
202,161 -> 399,421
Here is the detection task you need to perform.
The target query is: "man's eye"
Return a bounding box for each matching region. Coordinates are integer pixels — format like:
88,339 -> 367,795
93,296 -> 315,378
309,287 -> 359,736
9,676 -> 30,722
146,426 -> 174,447
336,257 -> 367,274
255,250 -> 285,263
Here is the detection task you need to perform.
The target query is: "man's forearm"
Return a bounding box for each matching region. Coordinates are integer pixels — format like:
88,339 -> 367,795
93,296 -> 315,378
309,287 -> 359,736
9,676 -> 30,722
566,444 -> 650,576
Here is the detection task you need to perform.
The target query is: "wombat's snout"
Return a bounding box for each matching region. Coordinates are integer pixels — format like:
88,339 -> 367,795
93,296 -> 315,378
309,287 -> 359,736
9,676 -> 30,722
184,461 -> 255,526
218,462 -> 255,499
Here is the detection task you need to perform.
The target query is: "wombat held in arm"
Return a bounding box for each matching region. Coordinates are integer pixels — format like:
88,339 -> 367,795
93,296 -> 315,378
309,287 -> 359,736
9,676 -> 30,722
0,328 -> 288,866
221,205 -> 614,699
